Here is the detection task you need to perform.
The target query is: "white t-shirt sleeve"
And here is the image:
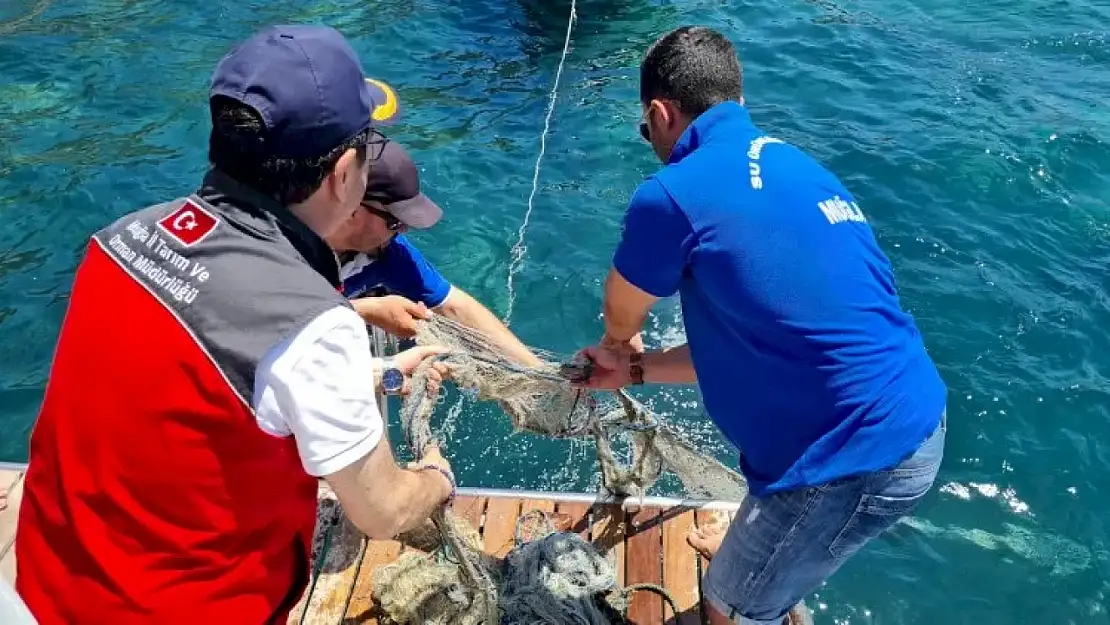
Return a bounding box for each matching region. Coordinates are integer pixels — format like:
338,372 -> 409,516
253,305 -> 384,477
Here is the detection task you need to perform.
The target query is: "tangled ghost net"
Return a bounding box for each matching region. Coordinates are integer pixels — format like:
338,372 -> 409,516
371,315 -> 748,624
405,315 -> 748,503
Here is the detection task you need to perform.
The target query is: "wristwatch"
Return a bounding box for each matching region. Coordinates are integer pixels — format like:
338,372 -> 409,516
380,357 -> 405,395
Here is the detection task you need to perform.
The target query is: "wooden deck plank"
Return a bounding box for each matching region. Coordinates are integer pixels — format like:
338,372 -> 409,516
526,498 -> 556,514
693,509 -> 734,625
482,497 -> 522,558
0,471 -> 25,585
453,495 -> 487,539
625,505 -> 664,624
590,504 -> 627,586
343,540 -> 404,624
692,510 -> 715,576
662,508 -> 701,624
554,501 -> 591,539
292,501 -> 367,625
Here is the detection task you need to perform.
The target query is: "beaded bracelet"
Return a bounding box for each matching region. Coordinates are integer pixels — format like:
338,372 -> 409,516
422,464 -> 457,505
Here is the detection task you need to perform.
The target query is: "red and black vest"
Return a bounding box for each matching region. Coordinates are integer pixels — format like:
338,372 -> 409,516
17,170 -> 351,624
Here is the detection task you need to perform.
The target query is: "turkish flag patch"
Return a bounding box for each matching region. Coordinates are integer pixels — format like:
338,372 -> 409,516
156,201 -> 219,247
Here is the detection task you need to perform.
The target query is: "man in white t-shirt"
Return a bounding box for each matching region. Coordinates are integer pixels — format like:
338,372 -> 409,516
17,25 -> 456,624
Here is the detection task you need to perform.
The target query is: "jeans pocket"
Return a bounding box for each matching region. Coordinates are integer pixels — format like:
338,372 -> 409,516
827,489 -> 929,560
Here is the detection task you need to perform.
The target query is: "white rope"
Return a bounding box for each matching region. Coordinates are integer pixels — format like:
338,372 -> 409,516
504,0 -> 578,326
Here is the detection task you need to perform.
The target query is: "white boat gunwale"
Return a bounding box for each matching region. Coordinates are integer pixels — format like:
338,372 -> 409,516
1,462 -> 740,511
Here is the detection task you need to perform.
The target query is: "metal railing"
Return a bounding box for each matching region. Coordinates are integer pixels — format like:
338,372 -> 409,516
453,486 -> 742,511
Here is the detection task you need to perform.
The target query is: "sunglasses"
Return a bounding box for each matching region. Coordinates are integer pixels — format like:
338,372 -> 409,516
361,203 -> 404,231
364,128 -> 389,162
639,106 -> 652,143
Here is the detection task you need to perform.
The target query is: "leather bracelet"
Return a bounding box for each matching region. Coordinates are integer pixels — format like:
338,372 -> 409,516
629,352 -> 644,385
422,464 -> 456,505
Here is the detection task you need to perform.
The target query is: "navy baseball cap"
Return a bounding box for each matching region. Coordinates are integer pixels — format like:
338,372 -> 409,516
210,25 -> 401,159
364,140 -> 443,229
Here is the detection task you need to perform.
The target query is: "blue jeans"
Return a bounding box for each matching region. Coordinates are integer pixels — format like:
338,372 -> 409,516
703,415 -> 946,624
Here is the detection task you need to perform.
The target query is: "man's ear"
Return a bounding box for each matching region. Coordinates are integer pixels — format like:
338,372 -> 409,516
649,98 -> 670,129
329,147 -> 362,201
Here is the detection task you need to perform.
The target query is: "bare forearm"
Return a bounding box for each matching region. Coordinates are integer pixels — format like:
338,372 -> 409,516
340,468 -> 449,539
602,297 -> 647,344
327,443 -> 452,540
642,343 -> 696,384
373,469 -> 452,536
601,268 -> 655,344
436,289 -> 541,366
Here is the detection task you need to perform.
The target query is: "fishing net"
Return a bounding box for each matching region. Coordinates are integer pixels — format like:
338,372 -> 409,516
369,314 -> 748,624
404,315 -> 748,503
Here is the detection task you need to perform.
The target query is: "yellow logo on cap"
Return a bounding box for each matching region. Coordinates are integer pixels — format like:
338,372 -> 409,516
365,78 -> 398,122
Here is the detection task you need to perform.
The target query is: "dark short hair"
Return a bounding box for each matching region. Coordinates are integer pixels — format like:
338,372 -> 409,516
640,26 -> 743,117
207,96 -> 371,206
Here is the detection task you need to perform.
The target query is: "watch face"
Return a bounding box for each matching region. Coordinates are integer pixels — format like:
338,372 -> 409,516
382,368 -> 405,392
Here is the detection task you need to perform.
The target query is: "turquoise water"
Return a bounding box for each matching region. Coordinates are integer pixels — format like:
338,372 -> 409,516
2,0 -> 1109,622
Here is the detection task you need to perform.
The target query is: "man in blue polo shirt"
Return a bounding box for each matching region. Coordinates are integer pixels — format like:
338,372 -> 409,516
334,138 -> 539,366
578,26 -> 947,625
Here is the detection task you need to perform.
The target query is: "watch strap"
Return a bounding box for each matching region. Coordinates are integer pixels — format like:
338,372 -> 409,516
629,352 -> 644,385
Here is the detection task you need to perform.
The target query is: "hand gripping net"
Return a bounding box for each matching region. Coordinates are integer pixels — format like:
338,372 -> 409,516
370,315 -> 748,624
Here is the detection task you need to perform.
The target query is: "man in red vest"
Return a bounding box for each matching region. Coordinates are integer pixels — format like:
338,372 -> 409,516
16,25 -> 456,624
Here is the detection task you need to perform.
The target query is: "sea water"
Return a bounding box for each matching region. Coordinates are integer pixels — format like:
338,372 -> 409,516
1,1 -> 1108,622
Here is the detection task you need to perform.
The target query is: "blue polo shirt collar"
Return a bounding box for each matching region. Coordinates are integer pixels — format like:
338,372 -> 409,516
668,101 -> 757,165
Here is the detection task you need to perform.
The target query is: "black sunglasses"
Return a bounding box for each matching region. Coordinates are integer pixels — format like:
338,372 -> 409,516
363,128 -> 389,162
361,203 -> 404,231
639,120 -> 650,142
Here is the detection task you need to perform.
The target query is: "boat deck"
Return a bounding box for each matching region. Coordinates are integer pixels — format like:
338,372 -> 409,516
0,466 -> 738,624
291,488 -> 738,625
